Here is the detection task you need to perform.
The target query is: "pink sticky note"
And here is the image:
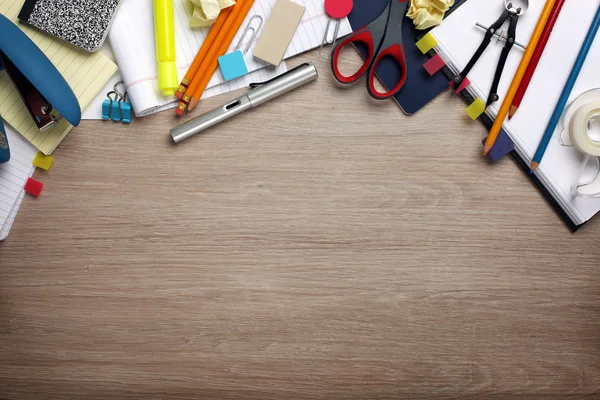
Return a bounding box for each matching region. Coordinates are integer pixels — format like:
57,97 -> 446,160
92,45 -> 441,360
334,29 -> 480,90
423,54 -> 445,76
449,77 -> 470,95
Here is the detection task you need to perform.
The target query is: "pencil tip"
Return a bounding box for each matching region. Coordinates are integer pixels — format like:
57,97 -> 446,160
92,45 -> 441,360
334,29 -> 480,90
188,98 -> 198,111
530,162 -> 539,173
483,143 -> 492,155
508,105 -> 517,119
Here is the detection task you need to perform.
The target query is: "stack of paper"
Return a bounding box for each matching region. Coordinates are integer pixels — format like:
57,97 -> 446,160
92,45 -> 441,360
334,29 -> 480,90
108,0 -> 352,116
0,124 -> 37,241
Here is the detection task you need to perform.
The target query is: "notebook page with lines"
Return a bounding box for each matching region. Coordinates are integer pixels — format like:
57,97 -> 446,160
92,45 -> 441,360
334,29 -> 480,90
109,0 -> 351,116
0,0 -> 118,155
431,0 -> 600,226
0,123 -> 37,241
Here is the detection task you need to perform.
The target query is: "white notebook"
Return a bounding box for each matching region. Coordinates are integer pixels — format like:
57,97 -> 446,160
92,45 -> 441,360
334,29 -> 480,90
431,0 -> 600,226
108,0 -> 351,116
0,123 -> 37,241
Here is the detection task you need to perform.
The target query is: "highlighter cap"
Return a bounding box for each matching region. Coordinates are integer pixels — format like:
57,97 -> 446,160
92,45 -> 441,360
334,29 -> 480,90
158,62 -> 178,97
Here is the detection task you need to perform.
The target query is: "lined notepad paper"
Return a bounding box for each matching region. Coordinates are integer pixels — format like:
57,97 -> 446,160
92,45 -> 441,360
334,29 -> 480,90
0,0 -> 118,155
431,0 -> 600,225
0,124 -> 37,241
109,0 -> 351,116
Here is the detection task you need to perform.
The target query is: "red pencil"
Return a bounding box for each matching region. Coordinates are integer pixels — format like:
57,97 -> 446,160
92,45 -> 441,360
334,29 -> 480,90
508,0 -> 566,119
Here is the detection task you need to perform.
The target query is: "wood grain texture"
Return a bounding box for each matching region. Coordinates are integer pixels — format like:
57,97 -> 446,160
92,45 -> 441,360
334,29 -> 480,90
1,52 -> 600,399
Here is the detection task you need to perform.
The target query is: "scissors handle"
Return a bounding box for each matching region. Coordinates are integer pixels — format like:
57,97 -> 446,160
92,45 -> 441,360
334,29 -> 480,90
330,28 -> 378,84
366,42 -> 408,100
330,1 -> 391,85
366,0 -> 409,100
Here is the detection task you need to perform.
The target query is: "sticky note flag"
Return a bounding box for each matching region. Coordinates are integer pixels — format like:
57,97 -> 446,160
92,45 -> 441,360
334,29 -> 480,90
449,77 -> 470,95
481,132 -> 515,161
466,98 -> 486,120
218,50 -> 249,81
32,152 -> 54,170
423,54 -> 445,75
416,33 -> 438,54
24,177 -> 43,197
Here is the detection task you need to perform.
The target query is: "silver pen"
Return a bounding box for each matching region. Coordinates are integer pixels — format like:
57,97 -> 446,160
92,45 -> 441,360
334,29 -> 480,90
171,62 -> 319,143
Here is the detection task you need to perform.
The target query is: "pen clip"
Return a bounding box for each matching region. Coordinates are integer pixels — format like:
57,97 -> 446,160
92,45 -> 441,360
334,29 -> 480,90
249,63 -> 310,88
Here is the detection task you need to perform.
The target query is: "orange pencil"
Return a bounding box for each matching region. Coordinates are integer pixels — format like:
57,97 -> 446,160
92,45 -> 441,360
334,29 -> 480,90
483,0 -> 557,155
175,6 -> 233,99
176,0 -> 247,114
187,0 -> 255,111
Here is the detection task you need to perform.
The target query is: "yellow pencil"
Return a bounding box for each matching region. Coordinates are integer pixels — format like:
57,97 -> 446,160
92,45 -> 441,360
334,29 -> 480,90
483,0 -> 558,155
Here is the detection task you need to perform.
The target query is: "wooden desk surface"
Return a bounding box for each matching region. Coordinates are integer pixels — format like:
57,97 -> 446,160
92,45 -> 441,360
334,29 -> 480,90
1,53 -> 600,399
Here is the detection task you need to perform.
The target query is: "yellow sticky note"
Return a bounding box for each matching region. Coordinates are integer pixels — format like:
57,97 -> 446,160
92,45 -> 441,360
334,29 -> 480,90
416,33 -> 438,54
32,152 -> 54,171
466,98 -> 486,120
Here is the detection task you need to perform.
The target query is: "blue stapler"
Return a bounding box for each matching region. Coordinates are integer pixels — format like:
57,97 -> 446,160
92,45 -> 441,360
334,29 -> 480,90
0,13 -> 81,164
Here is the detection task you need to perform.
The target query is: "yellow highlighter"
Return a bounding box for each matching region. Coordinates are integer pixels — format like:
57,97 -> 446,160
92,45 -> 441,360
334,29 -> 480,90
153,0 -> 178,96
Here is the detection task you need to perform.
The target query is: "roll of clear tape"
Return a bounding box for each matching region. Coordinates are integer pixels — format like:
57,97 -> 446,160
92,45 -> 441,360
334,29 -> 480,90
558,90 -> 600,198
570,101 -> 600,156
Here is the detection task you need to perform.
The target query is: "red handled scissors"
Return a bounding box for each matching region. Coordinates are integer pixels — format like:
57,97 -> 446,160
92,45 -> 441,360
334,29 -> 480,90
330,0 -> 409,100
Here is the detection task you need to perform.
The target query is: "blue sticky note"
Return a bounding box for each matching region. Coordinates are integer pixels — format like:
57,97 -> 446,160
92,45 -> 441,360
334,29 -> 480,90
218,50 -> 249,81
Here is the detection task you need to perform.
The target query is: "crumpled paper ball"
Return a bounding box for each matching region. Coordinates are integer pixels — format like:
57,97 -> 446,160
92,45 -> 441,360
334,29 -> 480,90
407,0 -> 455,30
184,0 -> 236,27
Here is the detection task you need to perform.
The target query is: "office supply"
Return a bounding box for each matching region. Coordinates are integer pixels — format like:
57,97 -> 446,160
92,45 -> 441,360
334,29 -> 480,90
429,0 -> 600,228
474,22 -> 526,50
509,0 -> 565,119
154,0 -> 179,96
452,1 -> 527,110
218,16 -> 263,81
0,124 -> 37,241
483,0 -> 556,154
331,0 -> 408,100
347,0 -> 467,114
176,7 -> 232,99
109,0 -> 346,116
0,111 -> 8,164
254,0 -> 305,67
0,0 -> 117,155
171,62 -> 317,142
17,0 -> 122,52
0,12 -> 82,162
531,4 -> 600,172
319,0 -> 353,58
102,84 -> 133,124
23,177 -> 43,197
407,0 -> 454,30
178,0 -> 250,114
186,0 -> 235,27
558,90 -> 600,198
32,152 -> 53,170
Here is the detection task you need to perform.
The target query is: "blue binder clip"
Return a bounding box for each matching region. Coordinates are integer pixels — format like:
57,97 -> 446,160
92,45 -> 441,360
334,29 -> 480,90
102,82 -> 132,123
0,13 -> 81,164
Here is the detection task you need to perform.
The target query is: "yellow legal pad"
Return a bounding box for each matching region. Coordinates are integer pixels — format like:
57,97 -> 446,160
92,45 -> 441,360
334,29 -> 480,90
0,0 -> 118,155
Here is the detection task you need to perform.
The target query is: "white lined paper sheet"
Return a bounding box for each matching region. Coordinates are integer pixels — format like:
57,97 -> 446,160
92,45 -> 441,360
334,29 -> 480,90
108,0 -> 351,116
0,123 -> 37,241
